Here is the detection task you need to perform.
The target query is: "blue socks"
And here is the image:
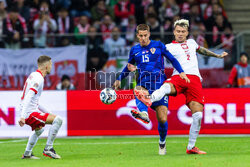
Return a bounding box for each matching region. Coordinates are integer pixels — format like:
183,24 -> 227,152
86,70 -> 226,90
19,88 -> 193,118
158,121 -> 168,143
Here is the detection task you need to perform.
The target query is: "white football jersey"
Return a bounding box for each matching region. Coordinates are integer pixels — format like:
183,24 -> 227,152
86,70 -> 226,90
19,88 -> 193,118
166,39 -> 202,80
19,70 -> 44,119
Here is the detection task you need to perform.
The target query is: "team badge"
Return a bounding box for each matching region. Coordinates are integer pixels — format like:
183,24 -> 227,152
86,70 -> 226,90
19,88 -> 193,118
33,83 -> 39,88
150,48 -> 156,54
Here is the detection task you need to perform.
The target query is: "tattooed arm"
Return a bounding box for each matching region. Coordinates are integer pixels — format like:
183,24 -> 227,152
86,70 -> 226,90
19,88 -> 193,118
197,46 -> 228,58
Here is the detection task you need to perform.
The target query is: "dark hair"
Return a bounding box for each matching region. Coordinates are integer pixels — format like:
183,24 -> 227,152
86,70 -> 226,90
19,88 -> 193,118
40,0 -> 49,6
37,55 -> 51,65
190,3 -> 199,9
147,4 -> 155,10
61,75 -> 70,82
112,26 -> 120,32
136,24 -> 150,33
240,52 -> 248,59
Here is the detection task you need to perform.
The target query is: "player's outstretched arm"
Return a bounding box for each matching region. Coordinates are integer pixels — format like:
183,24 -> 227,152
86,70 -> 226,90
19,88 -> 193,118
113,80 -> 121,90
18,118 -> 25,127
127,63 -> 137,72
197,46 -> 228,58
167,55 -> 190,83
179,72 -> 190,83
113,64 -> 132,90
113,46 -> 136,90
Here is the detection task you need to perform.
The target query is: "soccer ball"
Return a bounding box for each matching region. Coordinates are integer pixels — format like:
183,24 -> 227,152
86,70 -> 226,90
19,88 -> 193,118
100,88 -> 117,104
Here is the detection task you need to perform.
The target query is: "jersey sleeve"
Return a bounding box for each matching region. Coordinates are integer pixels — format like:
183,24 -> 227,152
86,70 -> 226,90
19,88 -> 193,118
117,47 -> 135,81
190,39 -> 200,50
21,90 -> 35,118
117,65 -> 130,81
128,47 -> 135,64
38,105 -> 52,114
160,42 -> 184,73
30,76 -> 43,94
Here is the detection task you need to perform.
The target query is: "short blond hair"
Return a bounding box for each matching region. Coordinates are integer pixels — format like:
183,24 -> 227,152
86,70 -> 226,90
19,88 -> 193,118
174,19 -> 189,29
37,55 -> 51,66
136,24 -> 150,33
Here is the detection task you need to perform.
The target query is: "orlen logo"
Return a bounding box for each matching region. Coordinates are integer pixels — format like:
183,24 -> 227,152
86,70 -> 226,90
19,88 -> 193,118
178,103 -> 250,124
0,107 -> 15,125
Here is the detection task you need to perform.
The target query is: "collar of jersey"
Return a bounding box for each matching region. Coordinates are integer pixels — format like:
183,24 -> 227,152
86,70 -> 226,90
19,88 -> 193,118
36,70 -> 43,77
172,40 -> 186,44
141,40 -> 152,48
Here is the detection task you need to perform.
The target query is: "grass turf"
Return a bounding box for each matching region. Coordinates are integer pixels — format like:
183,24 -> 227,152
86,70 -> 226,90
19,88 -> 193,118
0,136 -> 249,167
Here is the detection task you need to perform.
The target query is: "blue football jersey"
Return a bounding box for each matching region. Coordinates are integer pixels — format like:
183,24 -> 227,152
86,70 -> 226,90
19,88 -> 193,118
128,40 -> 183,90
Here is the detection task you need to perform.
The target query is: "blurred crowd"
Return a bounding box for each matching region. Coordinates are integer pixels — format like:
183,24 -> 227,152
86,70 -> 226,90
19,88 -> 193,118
0,0 -> 234,70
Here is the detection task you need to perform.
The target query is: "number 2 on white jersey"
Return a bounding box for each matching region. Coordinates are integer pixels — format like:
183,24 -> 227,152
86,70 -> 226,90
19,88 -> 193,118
181,44 -> 190,61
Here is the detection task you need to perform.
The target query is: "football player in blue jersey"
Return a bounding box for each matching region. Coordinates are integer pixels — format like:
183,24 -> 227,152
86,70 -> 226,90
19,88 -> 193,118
113,24 -> 189,155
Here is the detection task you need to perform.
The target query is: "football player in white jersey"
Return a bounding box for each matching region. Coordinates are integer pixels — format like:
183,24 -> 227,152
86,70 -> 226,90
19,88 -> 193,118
18,55 -> 63,159
134,19 -> 228,154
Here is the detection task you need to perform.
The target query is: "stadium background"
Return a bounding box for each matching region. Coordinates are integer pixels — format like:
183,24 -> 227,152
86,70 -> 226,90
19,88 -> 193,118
0,0 -> 249,142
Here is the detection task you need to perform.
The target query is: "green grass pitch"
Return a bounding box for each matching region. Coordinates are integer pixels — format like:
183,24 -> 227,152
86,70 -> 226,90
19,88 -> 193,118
0,136 -> 250,167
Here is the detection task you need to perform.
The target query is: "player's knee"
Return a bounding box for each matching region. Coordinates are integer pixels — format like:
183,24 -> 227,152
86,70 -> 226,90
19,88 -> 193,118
193,111 -> 203,121
189,101 -> 204,112
158,116 -> 167,124
134,86 -> 146,91
134,86 -> 139,91
35,128 -> 44,136
54,115 -> 63,126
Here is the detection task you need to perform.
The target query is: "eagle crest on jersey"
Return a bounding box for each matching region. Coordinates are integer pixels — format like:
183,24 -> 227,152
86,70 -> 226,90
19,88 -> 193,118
33,83 -> 39,88
150,48 -> 156,54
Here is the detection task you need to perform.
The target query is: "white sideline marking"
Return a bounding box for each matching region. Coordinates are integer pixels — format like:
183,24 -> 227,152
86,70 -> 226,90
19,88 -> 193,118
1,141 -> 159,146
34,139 -> 250,146
1,135 -> 250,145
54,141 -> 158,145
1,139 -> 249,146
0,139 -> 26,144
65,134 -> 250,139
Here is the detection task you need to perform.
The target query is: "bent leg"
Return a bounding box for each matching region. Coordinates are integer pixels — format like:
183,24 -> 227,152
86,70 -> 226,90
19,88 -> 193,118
134,83 -> 176,106
134,86 -> 149,98
45,114 -> 57,124
131,86 -> 150,123
45,114 -> 63,150
151,83 -> 176,103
